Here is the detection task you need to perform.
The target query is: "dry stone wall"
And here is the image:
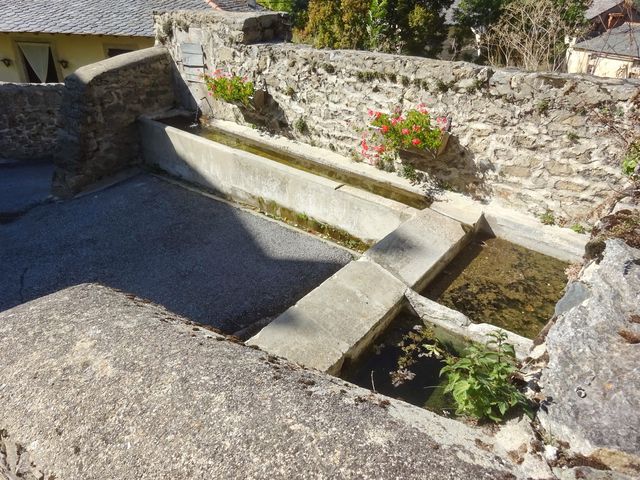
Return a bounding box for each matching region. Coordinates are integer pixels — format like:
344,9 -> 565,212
0,82 -> 63,161
54,47 -> 175,197
156,10 -> 640,222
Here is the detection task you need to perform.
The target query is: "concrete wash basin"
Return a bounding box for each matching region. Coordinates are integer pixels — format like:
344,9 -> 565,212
139,113 -> 587,382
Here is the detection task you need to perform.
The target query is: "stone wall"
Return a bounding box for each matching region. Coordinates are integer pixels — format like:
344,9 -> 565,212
54,47 -> 175,197
156,10 -> 640,222
0,82 -> 63,161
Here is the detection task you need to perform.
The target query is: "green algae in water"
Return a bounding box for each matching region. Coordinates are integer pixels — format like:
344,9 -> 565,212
341,310 -> 455,415
423,237 -> 569,339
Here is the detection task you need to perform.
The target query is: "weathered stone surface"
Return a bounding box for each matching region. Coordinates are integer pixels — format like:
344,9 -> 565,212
53,47 -> 175,197
0,283 -> 542,479
365,207 -> 472,289
248,259 -> 407,374
553,466 -> 636,480
156,10 -> 638,222
0,82 -> 63,161
538,240 -> 640,474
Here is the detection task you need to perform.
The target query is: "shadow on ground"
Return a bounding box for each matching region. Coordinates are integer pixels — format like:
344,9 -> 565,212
0,161 -> 54,223
0,173 -> 353,333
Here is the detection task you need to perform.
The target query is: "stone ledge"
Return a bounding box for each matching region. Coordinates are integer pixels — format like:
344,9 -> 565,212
247,259 -> 407,374
406,289 -> 534,360
70,47 -> 172,86
140,117 -> 415,242
0,283 -> 538,479
365,207 -> 474,290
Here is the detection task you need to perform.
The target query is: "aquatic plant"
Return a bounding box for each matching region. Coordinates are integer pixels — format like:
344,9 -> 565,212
390,324 -> 447,388
440,331 -> 531,422
203,70 -> 254,106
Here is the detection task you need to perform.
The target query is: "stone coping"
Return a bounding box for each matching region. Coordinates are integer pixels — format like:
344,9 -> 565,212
0,283 -> 548,480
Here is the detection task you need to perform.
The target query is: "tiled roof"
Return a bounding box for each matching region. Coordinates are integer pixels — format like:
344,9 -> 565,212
585,0 -> 624,20
0,0 -> 264,37
573,22 -> 640,58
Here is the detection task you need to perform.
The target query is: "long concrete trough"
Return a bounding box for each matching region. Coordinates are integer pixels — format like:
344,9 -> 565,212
139,117 -> 416,244
138,114 -> 584,374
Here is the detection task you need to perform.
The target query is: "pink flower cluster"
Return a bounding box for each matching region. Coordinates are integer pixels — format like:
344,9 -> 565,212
358,103 -> 446,165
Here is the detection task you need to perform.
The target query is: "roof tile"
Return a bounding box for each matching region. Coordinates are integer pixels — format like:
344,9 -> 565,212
0,0 -> 264,37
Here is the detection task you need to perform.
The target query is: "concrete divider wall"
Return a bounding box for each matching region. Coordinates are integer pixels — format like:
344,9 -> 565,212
0,82 -> 63,161
155,10 -> 640,223
139,117 -> 416,243
53,47 -> 176,197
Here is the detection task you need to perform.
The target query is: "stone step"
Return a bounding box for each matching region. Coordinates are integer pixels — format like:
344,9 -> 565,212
364,207 -> 475,290
246,258 -> 407,374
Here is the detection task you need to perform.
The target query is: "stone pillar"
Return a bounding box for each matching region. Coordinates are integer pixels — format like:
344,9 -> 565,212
53,47 -> 175,197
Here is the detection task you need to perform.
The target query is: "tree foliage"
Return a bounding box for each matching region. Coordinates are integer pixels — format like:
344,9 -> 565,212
258,0 -> 309,28
302,0 -> 453,56
454,0 -> 505,30
389,0 -> 453,56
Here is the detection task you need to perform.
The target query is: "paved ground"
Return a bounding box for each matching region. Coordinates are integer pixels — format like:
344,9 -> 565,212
0,172 -> 353,333
0,161 -> 54,221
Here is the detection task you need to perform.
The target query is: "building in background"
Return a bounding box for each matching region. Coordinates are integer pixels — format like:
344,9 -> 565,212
0,0 -> 262,83
586,0 -> 640,32
567,22 -> 640,78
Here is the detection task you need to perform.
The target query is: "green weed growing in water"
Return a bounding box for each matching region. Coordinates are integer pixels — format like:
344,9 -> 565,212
440,331 -> 532,422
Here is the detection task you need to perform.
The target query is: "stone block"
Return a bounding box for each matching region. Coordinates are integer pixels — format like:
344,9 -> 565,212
365,207 -> 472,290
140,117 -> 414,243
538,240 -> 640,475
247,259 -> 407,374
0,283 -> 543,480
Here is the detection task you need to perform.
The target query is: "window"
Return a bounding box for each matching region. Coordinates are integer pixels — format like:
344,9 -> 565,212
17,42 -> 59,83
106,48 -> 134,58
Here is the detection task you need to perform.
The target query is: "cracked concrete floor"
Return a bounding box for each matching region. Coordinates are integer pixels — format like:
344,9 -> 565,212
0,169 -> 353,333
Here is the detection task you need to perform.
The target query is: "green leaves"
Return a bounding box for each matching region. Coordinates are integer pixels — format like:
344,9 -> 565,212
623,141 -> 640,179
440,331 -> 531,422
203,71 -> 254,107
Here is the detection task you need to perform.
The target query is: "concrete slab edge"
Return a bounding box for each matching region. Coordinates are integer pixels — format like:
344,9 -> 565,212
431,191 -> 587,262
247,258 -> 408,375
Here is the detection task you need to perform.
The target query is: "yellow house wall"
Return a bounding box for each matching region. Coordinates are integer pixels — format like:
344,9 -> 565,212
0,33 -> 153,83
590,56 -> 634,78
566,49 -> 590,74
567,48 -> 635,78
